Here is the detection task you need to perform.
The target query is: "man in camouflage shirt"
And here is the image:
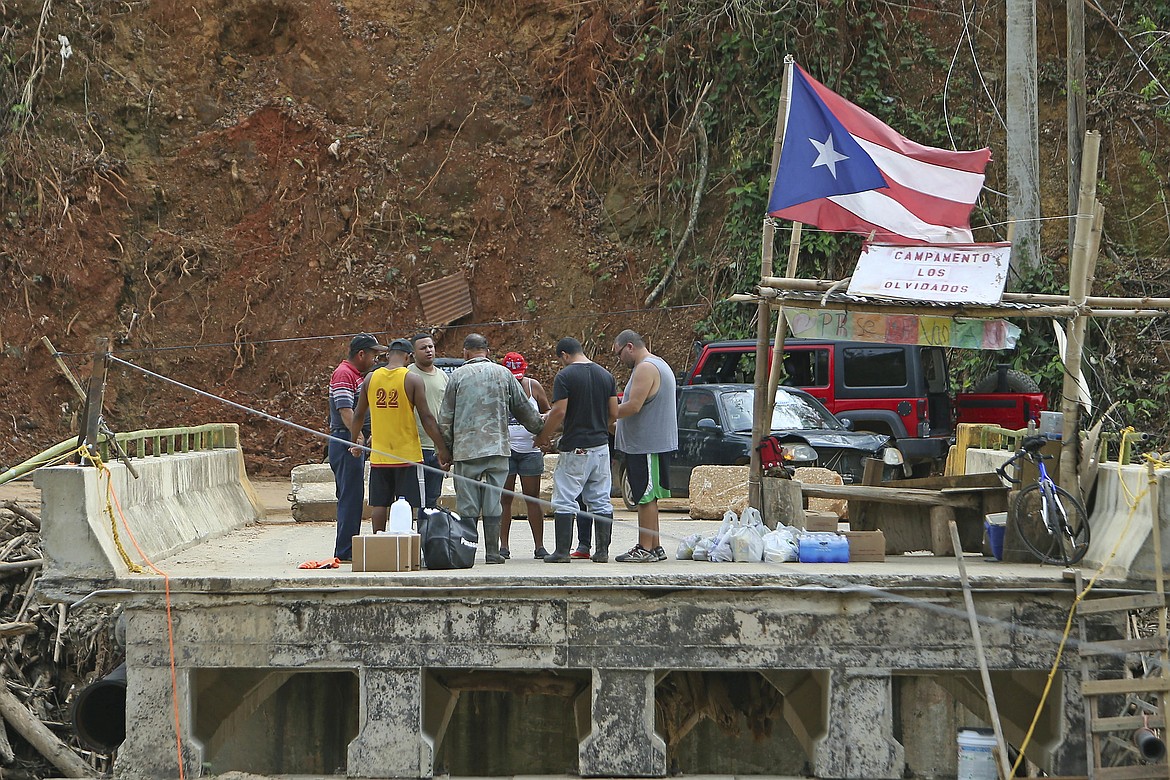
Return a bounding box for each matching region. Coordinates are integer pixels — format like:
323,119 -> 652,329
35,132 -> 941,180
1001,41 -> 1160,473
438,333 -> 545,564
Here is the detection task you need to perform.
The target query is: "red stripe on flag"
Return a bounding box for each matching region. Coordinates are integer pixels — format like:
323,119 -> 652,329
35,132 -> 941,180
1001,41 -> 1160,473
801,67 -> 991,174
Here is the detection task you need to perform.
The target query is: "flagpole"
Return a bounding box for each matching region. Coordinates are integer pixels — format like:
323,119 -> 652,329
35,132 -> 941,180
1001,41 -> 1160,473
750,55 -> 795,514
766,223 -> 802,405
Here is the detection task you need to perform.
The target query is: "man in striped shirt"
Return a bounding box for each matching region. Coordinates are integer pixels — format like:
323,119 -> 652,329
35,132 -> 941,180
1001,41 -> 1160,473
328,334 -> 387,561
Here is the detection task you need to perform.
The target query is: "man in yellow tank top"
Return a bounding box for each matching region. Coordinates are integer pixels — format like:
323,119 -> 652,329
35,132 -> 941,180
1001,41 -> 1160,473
350,339 -> 450,534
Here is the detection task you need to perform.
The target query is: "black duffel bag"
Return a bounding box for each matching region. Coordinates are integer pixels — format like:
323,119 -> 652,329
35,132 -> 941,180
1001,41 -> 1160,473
419,507 -> 478,569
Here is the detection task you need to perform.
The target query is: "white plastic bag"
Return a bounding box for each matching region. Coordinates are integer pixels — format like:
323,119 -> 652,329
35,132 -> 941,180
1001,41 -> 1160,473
730,524 -> 765,562
709,512 -> 737,563
676,532 -> 704,560
692,536 -> 714,561
730,507 -> 766,561
762,525 -> 800,563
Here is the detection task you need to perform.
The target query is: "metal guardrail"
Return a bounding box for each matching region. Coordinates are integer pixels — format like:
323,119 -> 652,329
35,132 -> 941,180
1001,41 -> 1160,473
970,424 -> 1153,465
97,423 -> 239,461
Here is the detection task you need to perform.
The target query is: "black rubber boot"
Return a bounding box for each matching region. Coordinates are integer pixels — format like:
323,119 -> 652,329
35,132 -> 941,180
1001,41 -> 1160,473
483,516 -> 505,564
591,514 -> 613,563
544,513 -> 574,563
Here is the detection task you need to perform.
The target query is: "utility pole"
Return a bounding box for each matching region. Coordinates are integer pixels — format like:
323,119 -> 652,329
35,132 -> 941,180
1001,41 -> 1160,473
1068,0 -> 1086,250
1006,0 -> 1041,271
79,337 -> 110,464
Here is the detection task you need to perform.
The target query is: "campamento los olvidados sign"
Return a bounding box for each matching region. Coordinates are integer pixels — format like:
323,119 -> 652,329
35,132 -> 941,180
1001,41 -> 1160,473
847,242 -> 1011,305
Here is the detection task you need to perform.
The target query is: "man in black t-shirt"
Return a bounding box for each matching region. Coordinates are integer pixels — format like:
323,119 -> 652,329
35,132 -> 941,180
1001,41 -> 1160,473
534,337 -> 619,563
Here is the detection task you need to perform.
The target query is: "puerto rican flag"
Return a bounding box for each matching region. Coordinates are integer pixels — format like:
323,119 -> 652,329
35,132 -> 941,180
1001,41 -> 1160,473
767,64 -> 990,244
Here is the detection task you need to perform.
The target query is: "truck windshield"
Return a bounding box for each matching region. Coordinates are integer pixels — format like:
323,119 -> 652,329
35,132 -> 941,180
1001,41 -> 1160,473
719,389 -> 842,433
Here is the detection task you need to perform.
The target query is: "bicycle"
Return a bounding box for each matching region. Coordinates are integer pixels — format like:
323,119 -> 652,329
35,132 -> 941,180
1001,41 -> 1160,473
995,435 -> 1091,565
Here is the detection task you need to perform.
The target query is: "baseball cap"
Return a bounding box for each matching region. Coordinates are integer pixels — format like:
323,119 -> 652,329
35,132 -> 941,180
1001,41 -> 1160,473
350,333 -> 388,353
502,351 -> 527,378
388,338 -> 414,354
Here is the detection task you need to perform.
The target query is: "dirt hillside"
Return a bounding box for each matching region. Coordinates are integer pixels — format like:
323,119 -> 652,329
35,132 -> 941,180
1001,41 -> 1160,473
2,0 -> 1168,471
0,0 -> 703,473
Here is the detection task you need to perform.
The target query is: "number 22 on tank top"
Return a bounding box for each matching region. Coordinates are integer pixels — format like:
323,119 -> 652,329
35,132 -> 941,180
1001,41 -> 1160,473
375,388 -> 400,408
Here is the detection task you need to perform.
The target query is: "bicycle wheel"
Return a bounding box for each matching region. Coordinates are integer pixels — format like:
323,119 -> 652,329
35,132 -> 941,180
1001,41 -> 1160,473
1011,481 -> 1091,565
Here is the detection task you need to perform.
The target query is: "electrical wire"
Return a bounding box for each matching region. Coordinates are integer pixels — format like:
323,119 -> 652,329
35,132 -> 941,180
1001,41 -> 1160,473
53,302 -> 708,358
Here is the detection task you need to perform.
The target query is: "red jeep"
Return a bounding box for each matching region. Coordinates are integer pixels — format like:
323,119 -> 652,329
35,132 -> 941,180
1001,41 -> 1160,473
686,339 -> 1046,467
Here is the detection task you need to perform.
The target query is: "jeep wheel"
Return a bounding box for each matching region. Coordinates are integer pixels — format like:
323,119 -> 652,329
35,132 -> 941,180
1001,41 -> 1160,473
619,464 -> 637,511
972,369 -> 1042,394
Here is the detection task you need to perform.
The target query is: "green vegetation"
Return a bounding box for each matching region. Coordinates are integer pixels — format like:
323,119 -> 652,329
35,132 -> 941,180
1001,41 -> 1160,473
555,0 -> 1170,440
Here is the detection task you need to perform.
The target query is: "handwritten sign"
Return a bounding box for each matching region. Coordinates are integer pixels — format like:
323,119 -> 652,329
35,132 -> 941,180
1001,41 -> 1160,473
785,309 -> 1020,350
847,243 -> 1011,304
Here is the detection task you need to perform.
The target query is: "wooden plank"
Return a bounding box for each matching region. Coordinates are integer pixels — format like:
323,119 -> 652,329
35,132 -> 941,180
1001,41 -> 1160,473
799,484 -> 980,508
890,471 -> 1006,490
1078,593 -> 1166,615
1080,636 -> 1167,656
1083,677 -> 1170,696
1096,764 -> 1170,780
1091,714 -> 1166,733
931,506 -> 956,556
848,458 -> 885,531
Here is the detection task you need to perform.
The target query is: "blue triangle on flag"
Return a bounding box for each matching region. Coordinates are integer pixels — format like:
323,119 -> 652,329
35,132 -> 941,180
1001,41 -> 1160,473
767,69 -> 888,214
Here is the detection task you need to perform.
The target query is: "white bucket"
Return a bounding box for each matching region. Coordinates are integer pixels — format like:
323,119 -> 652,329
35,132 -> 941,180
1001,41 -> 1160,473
957,729 -> 997,780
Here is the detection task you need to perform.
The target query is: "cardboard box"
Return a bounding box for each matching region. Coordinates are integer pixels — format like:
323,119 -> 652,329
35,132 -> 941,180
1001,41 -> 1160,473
801,510 -> 839,533
352,533 -> 421,572
844,530 -> 885,562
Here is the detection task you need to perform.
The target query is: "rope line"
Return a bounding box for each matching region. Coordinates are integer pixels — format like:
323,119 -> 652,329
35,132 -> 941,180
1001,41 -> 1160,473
77,448 -> 185,780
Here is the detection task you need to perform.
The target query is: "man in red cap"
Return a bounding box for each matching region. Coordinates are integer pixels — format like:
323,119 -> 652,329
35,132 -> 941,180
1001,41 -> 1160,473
499,352 -> 551,558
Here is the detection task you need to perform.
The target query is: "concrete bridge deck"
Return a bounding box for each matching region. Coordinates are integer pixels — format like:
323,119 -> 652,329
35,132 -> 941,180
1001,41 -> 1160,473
22,449 -> 1130,780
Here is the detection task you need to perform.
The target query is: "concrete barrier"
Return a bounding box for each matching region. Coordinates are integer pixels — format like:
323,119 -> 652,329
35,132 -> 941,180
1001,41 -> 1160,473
1083,462 -> 1170,578
35,426 -> 265,596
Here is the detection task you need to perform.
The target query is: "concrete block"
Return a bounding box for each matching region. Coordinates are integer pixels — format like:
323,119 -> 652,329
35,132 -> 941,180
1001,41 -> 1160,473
687,465 -> 749,519
289,461 -> 372,522
290,462 -> 335,485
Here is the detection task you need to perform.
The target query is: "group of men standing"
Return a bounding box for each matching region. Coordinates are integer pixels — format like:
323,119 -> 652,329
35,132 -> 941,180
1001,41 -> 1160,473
326,329 -> 678,566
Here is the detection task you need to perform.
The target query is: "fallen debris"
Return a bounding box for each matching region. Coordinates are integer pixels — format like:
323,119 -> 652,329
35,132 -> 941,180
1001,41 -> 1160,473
0,497 -> 120,778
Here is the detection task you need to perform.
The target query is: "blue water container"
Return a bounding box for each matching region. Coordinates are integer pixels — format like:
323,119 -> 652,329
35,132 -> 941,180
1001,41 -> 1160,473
799,533 -> 849,563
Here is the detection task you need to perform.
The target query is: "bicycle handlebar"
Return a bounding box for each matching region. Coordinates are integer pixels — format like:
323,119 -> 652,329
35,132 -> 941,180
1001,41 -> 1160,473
995,456 -> 1022,485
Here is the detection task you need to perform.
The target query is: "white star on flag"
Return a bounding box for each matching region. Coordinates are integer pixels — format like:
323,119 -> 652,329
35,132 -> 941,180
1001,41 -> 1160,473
809,134 -> 849,178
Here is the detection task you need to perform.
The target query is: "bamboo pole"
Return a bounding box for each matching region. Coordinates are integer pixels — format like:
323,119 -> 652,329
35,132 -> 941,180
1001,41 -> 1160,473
949,520 -> 1013,780
729,293 -> 1088,319
1060,131 -> 1100,492
756,276 -> 1170,311
0,437 -> 81,487
750,56 -> 794,511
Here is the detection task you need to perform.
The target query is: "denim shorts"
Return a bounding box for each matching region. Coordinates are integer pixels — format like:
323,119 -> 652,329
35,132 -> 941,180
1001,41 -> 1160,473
508,449 -> 544,477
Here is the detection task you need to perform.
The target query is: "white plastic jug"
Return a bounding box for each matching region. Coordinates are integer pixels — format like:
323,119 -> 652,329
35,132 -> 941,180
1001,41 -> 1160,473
389,497 -> 413,533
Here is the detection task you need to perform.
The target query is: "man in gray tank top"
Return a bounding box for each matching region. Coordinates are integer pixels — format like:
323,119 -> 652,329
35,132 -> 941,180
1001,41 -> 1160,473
612,330 -> 678,563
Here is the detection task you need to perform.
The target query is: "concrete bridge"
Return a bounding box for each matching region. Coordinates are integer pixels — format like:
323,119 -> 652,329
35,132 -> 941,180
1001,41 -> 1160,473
34,427 -> 1164,778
